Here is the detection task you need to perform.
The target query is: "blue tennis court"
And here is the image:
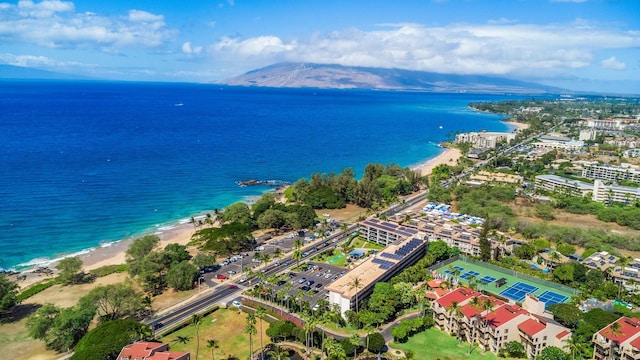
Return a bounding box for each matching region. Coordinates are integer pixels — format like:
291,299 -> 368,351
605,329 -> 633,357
444,269 -> 453,275
537,290 -> 569,307
480,275 -> 497,284
460,270 -> 480,280
499,282 -> 539,302
453,266 -> 465,271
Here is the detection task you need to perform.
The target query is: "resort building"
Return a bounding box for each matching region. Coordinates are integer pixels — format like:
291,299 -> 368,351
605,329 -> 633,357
454,131 -> 516,149
357,218 -> 419,246
593,180 -> 640,205
580,117 -> 639,131
593,317 -> 640,360
326,234 -> 427,318
531,138 -> 584,151
579,128 -> 598,141
534,175 -> 593,197
431,289 -> 571,359
623,149 -> 640,158
117,341 -> 190,360
581,162 -> 640,184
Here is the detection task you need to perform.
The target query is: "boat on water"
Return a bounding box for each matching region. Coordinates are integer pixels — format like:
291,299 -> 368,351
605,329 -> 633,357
175,102 -> 184,107
236,179 -> 291,187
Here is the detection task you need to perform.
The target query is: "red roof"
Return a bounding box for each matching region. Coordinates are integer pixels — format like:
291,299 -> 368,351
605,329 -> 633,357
483,304 -> 527,329
147,352 -> 190,360
600,317 -> 640,344
435,288 -> 449,297
119,342 -> 167,359
428,279 -> 444,288
518,318 -> 546,336
426,292 -> 438,300
556,330 -> 570,339
436,288 -> 479,308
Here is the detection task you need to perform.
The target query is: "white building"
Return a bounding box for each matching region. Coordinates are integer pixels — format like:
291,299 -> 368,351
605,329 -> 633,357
581,162 -> 640,184
455,131 -> 516,149
534,175 -> 593,197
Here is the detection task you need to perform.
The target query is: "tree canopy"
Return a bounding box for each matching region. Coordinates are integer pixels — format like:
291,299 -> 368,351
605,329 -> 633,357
0,275 -> 19,313
71,319 -> 151,360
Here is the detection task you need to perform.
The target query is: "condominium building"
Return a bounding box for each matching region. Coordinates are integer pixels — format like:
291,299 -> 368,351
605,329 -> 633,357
593,317 -> 640,360
326,234 -> 427,318
623,149 -> 640,158
455,131 -> 516,149
358,218 -> 419,246
593,180 -> 640,204
582,162 -> 640,184
534,175 -> 593,197
431,289 -> 571,359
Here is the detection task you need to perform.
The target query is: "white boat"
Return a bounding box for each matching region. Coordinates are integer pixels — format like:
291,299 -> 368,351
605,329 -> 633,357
175,102 -> 184,107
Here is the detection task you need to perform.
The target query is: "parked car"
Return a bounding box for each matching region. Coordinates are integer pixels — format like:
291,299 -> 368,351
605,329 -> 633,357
312,304 -> 320,311
300,285 -> 311,291
239,277 -> 248,283
227,270 -> 237,275
216,274 -> 228,279
315,283 -> 323,289
298,277 -> 307,284
231,300 -> 241,307
307,280 -> 315,286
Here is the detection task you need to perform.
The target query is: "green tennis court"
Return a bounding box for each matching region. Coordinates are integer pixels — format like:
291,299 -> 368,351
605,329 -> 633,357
434,259 -> 575,307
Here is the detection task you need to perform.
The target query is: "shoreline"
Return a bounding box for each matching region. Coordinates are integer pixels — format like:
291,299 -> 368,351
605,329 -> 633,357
10,148 -> 464,288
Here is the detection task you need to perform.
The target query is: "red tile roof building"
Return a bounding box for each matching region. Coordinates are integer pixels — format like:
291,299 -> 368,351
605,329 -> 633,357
593,317 -> 640,360
117,341 -> 190,360
431,290 -> 571,359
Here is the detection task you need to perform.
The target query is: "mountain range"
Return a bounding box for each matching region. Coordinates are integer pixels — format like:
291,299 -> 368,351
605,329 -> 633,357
0,64 -> 89,81
221,62 -> 563,94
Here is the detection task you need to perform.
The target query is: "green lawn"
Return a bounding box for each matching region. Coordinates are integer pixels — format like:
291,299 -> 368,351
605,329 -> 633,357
162,308 -> 270,359
390,328 -> 502,360
311,249 -> 348,267
350,237 -> 385,250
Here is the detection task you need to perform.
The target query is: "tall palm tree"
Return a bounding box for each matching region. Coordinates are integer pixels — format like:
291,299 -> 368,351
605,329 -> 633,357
175,335 -> 192,344
255,307 -> 266,360
192,314 -> 203,360
273,248 -> 284,262
207,339 -> 219,360
447,300 -> 463,344
260,253 -> 271,270
349,276 -> 362,313
245,313 -> 257,359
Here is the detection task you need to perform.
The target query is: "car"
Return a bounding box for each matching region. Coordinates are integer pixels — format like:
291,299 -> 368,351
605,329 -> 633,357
153,322 -> 164,330
274,261 -> 280,266
316,272 -> 323,277
312,304 -> 320,311
277,280 -> 287,286
315,283 -> 323,289
300,285 -> 311,291
255,246 -> 265,251
227,270 -> 237,275
324,273 -> 332,279
298,277 -> 307,284
332,275 -> 338,280
306,280 -> 315,286
231,300 -> 242,307
216,274 -> 227,279
288,272 -> 296,278
252,258 -> 261,263
228,285 -> 238,289
239,277 -> 248,283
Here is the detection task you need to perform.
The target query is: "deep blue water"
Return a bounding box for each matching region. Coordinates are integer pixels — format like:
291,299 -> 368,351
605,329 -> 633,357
0,80 -> 515,270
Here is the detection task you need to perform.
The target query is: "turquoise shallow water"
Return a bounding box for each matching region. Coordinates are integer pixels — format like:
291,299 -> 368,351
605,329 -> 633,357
0,81 -> 521,270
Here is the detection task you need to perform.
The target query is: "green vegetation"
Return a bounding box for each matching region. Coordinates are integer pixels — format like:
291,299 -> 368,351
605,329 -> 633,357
26,302 -> 96,352
391,327 -> 500,360
70,319 -> 150,360
0,275 -> 19,313
16,279 -> 57,302
55,257 -> 85,284
88,264 -> 128,277
553,194 -> 640,231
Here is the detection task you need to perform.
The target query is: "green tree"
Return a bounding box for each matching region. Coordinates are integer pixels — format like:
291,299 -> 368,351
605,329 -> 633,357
27,303 -> 96,352
56,256 -> 84,284
514,243 -> 537,260
534,203 -> 556,220
501,341 -> 526,358
166,260 -> 198,291
267,345 -> 288,360
221,202 -> 253,226
547,303 -> 582,328
79,283 -> 148,323
349,276 -> 362,313
553,264 -> 575,284
366,332 -> 385,354
163,243 -> 191,265
0,275 -> 19,313
479,224 -> 492,261
193,314 -> 202,360
536,346 -> 568,360
126,235 -> 160,275
256,307 -> 266,360
71,319 -> 150,360
191,252 -> 218,270
245,313 -> 257,359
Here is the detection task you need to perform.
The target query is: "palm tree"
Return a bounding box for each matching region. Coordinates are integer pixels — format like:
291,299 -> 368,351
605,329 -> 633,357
349,276 -> 362,313
245,313 -> 257,359
267,345 -> 288,360
255,307 -> 266,360
292,249 -> 303,269
273,248 -> 284,262
350,333 -> 361,360
447,300 -> 463,344
207,339 -> 219,360
260,253 -> 271,270
175,335 -> 192,344
192,314 -> 203,360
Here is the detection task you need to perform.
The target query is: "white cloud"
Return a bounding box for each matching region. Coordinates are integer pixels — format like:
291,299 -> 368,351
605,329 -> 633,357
0,2 -> 175,50
209,23 -> 640,77
0,53 -> 93,68
18,0 -> 73,18
182,41 -> 202,55
601,56 -> 626,70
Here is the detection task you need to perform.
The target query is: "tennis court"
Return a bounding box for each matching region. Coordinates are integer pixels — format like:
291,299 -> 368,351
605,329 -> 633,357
434,259 -> 574,307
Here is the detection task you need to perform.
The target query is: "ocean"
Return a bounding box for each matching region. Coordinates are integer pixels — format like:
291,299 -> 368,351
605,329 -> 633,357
0,80 -> 518,270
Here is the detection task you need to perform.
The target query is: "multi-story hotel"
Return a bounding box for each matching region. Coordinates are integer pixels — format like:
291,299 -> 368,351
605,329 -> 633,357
582,162 -> 640,184
593,317 -> 640,360
535,175 -> 640,204
326,230 -> 427,318
431,288 -> 571,359
455,131 -> 516,149
534,174 -> 593,197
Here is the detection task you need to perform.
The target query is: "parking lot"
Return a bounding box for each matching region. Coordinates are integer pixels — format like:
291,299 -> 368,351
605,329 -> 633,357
275,260 -> 347,308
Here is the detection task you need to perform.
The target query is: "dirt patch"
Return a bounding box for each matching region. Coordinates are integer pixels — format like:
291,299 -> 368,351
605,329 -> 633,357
320,204 -> 367,223
24,272 -> 128,308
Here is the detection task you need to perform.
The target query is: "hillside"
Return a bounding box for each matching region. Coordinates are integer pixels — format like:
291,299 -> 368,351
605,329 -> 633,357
220,62 -> 563,94
0,64 -> 88,80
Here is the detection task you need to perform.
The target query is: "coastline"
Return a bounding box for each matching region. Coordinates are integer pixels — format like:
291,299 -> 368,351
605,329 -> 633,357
413,147 -> 463,177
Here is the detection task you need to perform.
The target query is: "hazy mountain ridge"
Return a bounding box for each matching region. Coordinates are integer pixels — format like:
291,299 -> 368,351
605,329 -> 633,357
0,64 -> 88,80
222,63 -> 563,94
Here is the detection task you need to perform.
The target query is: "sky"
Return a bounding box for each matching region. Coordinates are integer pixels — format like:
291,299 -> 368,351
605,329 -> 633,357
0,0 -> 639,93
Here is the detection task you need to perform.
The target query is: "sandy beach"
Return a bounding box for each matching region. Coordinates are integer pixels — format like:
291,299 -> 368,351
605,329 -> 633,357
414,147 -> 463,177
504,120 -> 530,132
11,222 -> 199,289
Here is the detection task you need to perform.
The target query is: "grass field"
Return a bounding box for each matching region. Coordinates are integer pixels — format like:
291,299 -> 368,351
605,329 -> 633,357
434,259 -> 575,306
350,237 -> 385,250
162,308 -> 271,359
390,327 -> 503,360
